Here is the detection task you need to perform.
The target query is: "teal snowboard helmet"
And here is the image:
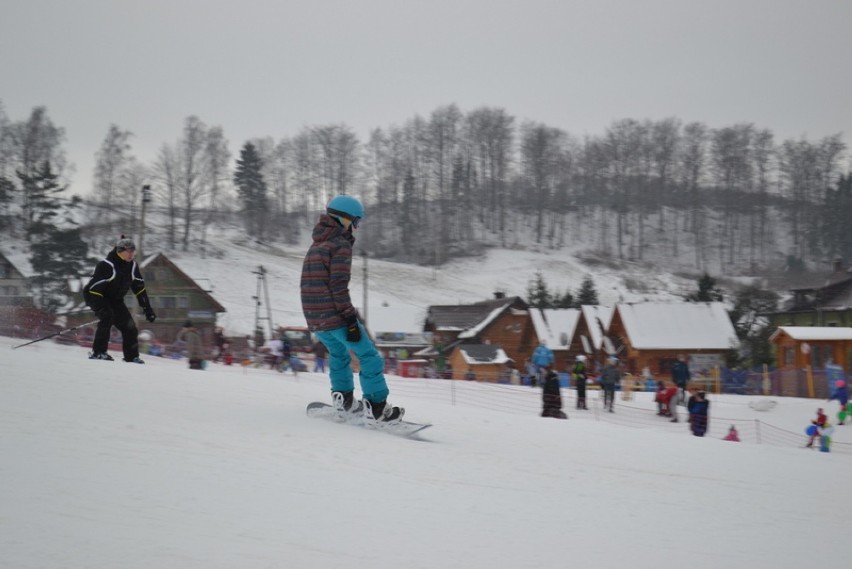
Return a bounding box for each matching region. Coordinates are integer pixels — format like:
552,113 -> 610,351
327,195 -> 365,227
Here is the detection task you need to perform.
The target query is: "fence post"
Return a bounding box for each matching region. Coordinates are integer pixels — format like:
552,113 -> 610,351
806,365 -> 815,398
762,364 -> 769,395
450,377 -> 456,406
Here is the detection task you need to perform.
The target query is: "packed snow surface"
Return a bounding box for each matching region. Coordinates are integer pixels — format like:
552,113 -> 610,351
1,337 -> 849,569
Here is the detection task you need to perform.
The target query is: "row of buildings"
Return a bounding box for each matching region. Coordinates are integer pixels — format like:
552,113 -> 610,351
2,250 -> 851,386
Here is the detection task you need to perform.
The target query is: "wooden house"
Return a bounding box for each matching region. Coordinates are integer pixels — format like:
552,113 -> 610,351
770,326 -> 852,372
766,259 -> 852,328
605,302 -> 739,378
138,253 -> 227,347
448,344 -> 512,382
424,295 -> 535,374
529,308 -> 591,371
0,250 -> 42,337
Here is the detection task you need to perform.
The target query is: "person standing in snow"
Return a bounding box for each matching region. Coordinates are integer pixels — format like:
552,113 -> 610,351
806,408 -> 828,447
312,340 -> 327,373
828,380 -> 849,425
671,354 -> 691,406
600,356 -> 620,413
176,321 -> 204,370
541,365 -> 566,419
82,235 -> 155,363
688,390 -> 709,436
532,340 -> 555,386
300,195 -> 402,423
572,355 -> 588,410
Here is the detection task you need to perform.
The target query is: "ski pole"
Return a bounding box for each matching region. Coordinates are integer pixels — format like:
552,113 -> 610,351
11,319 -> 100,350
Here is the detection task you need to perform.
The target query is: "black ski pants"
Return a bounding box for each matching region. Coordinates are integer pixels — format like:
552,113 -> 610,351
92,300 -> 139,360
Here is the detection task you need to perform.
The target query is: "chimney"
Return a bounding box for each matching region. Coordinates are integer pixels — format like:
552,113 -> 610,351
833,257 -> 844,273
494,291 -> 506,300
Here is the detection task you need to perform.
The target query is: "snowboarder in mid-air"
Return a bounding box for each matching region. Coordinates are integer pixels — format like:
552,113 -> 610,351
83,235 -> 156,363
300,195 -> 402,424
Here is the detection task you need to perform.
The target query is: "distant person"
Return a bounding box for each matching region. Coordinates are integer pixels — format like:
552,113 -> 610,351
828,380 -> 849,425
688,390 -> 709,436
312,340 -> 327,373
723,425 -> 740,442
532,340 -> 555,385
806,408 -> 828,448
300,195 -> 402,423
82,235 -> 156,363
541,366 -> 567,419
671,354 -> 690,405
572,355 -> 588,410
212,327 -> 227,363
600,356 -> 620,413
176,321 -> 204,370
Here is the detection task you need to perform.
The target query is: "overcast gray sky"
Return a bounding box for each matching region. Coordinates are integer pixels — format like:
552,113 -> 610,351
2,0 -> 850,195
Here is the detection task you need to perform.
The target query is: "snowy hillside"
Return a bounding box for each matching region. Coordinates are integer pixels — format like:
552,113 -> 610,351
2,337 -> 849,569
159,222 -> 692,336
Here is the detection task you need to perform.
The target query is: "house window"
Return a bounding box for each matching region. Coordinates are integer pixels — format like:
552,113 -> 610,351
178,297 -> 188,308
158,297 -> 177,309
0,264 -> 9,278
783,347 -> 795,366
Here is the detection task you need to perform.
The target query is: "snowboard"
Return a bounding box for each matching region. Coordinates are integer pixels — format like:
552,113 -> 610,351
306,401 -> 432,439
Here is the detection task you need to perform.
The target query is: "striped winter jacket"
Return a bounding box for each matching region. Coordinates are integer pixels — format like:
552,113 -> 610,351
300,215 -> 359,332
82,248 -> 152,310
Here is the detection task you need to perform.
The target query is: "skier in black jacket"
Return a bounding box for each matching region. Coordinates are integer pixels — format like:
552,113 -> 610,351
82,236 -> 156,363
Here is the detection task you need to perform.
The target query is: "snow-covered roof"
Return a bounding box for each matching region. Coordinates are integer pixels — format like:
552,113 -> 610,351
457,305 -> 506,339
616,302 -> 738,350
530,308 -> 580,349
581,305 -> 614,350
458,344 -> 511,365
771,326 -> 852,342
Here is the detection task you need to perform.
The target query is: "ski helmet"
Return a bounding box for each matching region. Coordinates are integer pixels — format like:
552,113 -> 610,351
327,195 -> 365,225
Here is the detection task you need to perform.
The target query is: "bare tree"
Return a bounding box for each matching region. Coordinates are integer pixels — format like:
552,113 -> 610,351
93,124 -> 134,210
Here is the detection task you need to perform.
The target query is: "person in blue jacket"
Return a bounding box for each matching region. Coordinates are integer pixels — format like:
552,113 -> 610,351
828,380 -> 849,425
531,340 -> 555,387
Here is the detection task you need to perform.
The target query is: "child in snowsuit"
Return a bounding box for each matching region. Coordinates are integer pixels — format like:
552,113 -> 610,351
723,425 -> 740,442
688,390 -> 709,436
541,366 -> 566,419
806,408 -> 828,447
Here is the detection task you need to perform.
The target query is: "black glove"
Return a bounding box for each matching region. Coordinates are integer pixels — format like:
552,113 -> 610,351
344,315 -> 361,343
143,306 -> 157,323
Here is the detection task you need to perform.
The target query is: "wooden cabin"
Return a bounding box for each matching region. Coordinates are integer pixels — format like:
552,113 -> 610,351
770,326 -> 852,372
605,302 -> 739,378
448,344 -> 512,382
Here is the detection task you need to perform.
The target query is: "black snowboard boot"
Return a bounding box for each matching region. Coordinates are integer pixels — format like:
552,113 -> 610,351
89,352 -> 114,361
332,391 -> 364,414
364,399 -> 403,423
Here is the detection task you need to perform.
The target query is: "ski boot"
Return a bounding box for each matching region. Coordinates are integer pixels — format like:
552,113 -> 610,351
89,352 -> 114,361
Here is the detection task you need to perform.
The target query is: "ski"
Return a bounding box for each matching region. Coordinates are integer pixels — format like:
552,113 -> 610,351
305,401 -> 432,439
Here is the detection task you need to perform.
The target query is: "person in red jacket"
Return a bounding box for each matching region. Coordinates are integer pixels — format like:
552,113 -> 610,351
657,382 -> 680,421
806,408 -> 828,447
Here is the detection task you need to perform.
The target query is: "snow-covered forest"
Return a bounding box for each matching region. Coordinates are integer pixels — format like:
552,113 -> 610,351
1,99 -> 850,296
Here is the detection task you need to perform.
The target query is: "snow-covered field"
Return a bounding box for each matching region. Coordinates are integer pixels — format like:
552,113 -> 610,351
2,337 -> 849,569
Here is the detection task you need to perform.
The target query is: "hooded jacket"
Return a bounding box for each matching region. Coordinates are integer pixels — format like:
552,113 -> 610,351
83,248 -> 152,311
300,215 -> 359,331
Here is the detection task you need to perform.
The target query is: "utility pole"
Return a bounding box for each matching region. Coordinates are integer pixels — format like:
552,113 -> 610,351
253,265 -> 275,341
138,185 -> 152,260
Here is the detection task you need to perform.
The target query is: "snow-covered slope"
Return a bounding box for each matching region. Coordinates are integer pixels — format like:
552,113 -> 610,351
165,224 -> 690,336
2,337 -> 849,569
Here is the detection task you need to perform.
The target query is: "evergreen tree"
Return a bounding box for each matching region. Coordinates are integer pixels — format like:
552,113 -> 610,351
17,160 -> 66,240
526,271 -> 553,308
820,174 -> 852,262
233,142 -> 268,238
575,275 -> 599,306
29,227 -> 94,312
688,273 -> 724,302
554,289 -> 574,309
